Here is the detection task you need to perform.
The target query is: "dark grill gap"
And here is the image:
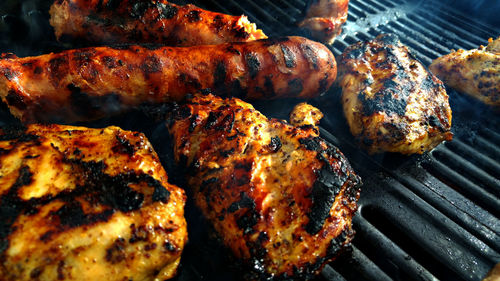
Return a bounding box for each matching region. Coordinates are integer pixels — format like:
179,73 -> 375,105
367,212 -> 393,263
0,0 -> 499,281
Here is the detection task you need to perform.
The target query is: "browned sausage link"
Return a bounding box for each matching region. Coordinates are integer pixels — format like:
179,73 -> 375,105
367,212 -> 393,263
0,36 -> 337,124
49,0 -> 267,46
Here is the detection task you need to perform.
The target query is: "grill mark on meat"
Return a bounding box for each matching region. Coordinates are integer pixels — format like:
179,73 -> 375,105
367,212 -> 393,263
48,55 -> 69,86
214,61 -> 227,92
280,44 -> 297,68
245,53 -> 261,78
300,44 -> 319,70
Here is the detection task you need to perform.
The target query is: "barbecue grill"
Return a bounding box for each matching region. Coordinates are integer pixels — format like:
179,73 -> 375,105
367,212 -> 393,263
0,0 -> 499,280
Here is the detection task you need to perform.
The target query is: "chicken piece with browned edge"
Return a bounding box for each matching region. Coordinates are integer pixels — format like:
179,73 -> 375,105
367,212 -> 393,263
429,36 -> 500,107
298,0 -> 349,44
338,34 -> 453,154
50,0 -> 267,47
0,124 -> 187,281
168,93 -> 361,280
0,36 -> 337,124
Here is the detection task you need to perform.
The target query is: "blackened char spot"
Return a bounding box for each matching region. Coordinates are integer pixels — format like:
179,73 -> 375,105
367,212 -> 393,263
204,111 -> 219,130
212,15 -> 224,32
231,80 -> 247,99
346,44 -> 366,60
318,73 -> 330,94
112,134 -> 135,156
152,185 -> 170,203
53,201 -> 87,228
245,53 -> 261,78
268,136 -> 282,152
299,137 -> 348,234
228,192 -> 255,213
6,90 -> 26,110
30,267 -> 43,279
188,114 -> 199,132
186,10 -> 202,22
280,44 -> 296,68
130,1 -> 152,19
158,3 -> 178,19
141,55 -> 162,77
237,209 -> 259,235
300,44 -> 319,70
179,73 -> 202,89
306,166 -> 345,234
0,166 -> 33,254
359,81 -> 408,117
106,238 -> 126,264
102,56 -> 122,69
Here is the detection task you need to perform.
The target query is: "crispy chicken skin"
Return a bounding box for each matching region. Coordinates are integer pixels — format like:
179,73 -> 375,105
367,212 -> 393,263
298,0 -> 349,44
168,93 -> 361,279
0,124 -> 187,281
338,34 -> 453,154
49,0 -> 267,47
0,36 -> 337,124
429,36 -> 500,107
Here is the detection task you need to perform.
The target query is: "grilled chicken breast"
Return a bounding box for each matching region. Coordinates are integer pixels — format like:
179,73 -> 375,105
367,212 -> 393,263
50,0 -> 267,47
0,124 -> 187,281
168,93 -> 361,279
0,36 -> 337,124
298,0 -> 349,44
429,36 -> 500,107
338,34 -> 453,154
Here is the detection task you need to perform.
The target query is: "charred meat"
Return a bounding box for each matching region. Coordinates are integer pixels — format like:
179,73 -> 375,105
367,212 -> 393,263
429,36 -> 500,107
50,0 -> 267,46
338,34 -> 453,154
0,124 -> 187,281
298,0 -> 349,44
168,93 -> 361,280
0,36 -> 337,124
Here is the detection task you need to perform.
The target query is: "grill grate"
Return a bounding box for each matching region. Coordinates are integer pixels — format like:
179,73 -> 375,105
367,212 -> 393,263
0,0 -> 499,280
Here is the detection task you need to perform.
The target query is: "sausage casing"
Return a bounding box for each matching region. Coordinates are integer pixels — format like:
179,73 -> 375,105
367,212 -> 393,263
49,0 -> 267,46
0,36 -> 337,123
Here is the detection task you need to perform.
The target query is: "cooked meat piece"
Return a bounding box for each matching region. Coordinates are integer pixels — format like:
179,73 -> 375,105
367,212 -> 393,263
289,102 -> 323,130
298,0 -> 349,44
50,0 -> 267,47
0,124 -> 187,281
168,93 -> 361,279
338,34 -> 453,154
429,36 -> 500,107
0,36 -> 337,124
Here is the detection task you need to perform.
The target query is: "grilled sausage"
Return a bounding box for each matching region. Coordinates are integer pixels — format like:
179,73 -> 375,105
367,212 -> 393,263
338,34 -> 453,154
49,0 -> 267,46
168,93 -> 361,279
0,36 -> 337,124
0,124 -> 187,281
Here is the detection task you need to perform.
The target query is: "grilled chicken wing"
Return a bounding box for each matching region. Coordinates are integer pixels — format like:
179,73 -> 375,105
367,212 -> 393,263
50,0 -> 267,47
168,93 -> 361,279
0,36 -> 337,124
0,124 -> 187,281
298,0 -> 349,44
338,34 -> 453,154
429,36 -> 500,107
